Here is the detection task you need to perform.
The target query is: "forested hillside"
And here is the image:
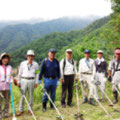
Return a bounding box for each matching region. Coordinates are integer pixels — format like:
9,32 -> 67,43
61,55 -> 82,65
10,16 -> 110,67
0,17 -> 98,53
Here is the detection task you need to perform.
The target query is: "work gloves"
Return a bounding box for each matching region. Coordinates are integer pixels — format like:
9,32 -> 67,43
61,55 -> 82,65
108,76 -> 112,82
57,81 -> 60,86
38,80 -> 41,84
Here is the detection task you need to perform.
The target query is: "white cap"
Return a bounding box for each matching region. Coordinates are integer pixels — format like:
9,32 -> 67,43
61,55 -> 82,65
66,49 -> 72,52
27,50 -> 35,56
97,50 -> 103,54
0,53 -> 11,60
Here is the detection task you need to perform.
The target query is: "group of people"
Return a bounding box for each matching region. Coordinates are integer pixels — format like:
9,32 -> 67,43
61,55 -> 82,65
0,47 -> 120,119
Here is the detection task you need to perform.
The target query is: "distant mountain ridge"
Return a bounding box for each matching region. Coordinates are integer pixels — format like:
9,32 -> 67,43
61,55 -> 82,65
0,16 -> 100,53
10,16 -> 111,67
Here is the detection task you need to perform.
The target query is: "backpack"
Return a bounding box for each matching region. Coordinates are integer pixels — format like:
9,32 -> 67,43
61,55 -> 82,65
43,58 -> 59,69
112,60 -> 120,76
62,58 -> 75,74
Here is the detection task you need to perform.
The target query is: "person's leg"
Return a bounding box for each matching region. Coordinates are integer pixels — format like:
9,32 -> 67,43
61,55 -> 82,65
50,84 -> 57,109
61,76 -> 69,106
87,75 -> 96,105
112,84 -> 118,104
67,75 -> 74,106
94,73 -> 99,100
3,90 -> 10,118
18,79 -> 28,113
42,79 -> 51,112
81,74 -> 88,103
0,91 -> 3,119
28,80 -> 35,111
100,81 -> 106,101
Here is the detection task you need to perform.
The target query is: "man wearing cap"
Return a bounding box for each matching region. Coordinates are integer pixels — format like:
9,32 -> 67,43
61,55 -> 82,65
79,50 -> 96,105
17,50 -> 39,116
94,50 -> 107,101
39,48 -> 60,112
60,49 -> 77,108
108,48 -> 120,104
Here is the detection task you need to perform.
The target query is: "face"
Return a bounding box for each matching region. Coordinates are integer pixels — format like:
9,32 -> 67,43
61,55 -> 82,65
27,55 -> 34,63
84,53 -> 90,59
48,52 -> 56,60
66,52 -> 72,59
97,53 -> 103,59
115,53 -> 120,60
2,57 -> 9,65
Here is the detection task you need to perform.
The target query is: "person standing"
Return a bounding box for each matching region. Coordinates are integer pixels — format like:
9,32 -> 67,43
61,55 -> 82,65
39,48 -> 60,112
60,49 -> 77,108
17,50 -> 39,116
108,48 -> 120,104
79,50 -> 96,105
0,53 -> 13,119
94,50 -> 107,101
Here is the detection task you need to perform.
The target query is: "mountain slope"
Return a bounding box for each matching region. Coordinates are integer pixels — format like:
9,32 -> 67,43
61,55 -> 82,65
10,16 -> 110,67
0,17 -> 99,53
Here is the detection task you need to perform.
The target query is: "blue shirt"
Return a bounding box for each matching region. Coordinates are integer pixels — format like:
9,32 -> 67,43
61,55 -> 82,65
39,58 -> 61,80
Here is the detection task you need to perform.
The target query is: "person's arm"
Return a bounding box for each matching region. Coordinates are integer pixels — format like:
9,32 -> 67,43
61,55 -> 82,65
108,61 -> 112,82
79,60 -> 83,82
17,62 -> 23,87
60,59 -> 64,79
39,60 -> 45,81
9,66 -> 13,83
105,61 -> 108,77
92,61 -> 96,78
74,61 -> 78,81
57,61 -> 61,80
35,63 -> 39,87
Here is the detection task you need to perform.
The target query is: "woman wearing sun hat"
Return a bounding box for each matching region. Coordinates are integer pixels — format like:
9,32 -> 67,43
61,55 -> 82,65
0,53 -> 13,119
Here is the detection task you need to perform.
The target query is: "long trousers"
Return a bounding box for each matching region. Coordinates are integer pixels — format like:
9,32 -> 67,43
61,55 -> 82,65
61,75 -> 74,105
0,90 -> 10,117
19,79 -> 35,112
81,74 -> 96,99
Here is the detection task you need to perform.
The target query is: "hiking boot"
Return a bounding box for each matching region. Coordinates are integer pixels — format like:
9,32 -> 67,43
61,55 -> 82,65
67,103 -> 73,107
16,111 -> 24,116
113,91 -> 118,104
82,97 -> 88,104
61,104 -> 66,108
50,103 -> 55,110
89,98 -> 96,106
101,98 -> 105,102
28,110 -> 32,115
42,102 -> 47,112
2,113 -> 9,118
0,114 -> 2,119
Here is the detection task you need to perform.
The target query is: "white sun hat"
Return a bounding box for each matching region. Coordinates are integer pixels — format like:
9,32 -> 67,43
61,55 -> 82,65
27,50 -> 35,56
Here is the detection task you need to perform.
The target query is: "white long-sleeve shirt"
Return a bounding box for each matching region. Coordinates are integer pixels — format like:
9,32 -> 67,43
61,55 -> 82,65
79,58 -> 96,81
60,58 -> 77,79
18,60 -> 39,84
0,65 -> 13,83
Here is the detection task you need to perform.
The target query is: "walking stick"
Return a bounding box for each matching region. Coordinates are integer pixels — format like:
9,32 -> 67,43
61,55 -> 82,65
40,84 -> 64,120
74,82 -> 84,120
114,85 -> 120,97
93,95 -> 111,117
20,89 -> 37,120
98,85 -> 120,112
10,83 -> 17,120
0,92 -> 4,99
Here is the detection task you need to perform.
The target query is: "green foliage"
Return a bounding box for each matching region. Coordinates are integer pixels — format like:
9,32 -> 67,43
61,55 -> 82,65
10,17 -> 110,67
110,0 -> 120,32
0,17 -> 96,53
111,0 -> 120,13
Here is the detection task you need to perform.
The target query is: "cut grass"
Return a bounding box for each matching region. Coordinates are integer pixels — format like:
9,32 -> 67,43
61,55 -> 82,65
3,81 -> 120,120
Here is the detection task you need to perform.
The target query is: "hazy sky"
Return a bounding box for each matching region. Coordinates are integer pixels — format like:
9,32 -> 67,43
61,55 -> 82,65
0,0 -> 112,21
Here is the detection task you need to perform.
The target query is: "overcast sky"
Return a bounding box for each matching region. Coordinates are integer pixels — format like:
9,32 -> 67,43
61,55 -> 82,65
0,0 -> 112,21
